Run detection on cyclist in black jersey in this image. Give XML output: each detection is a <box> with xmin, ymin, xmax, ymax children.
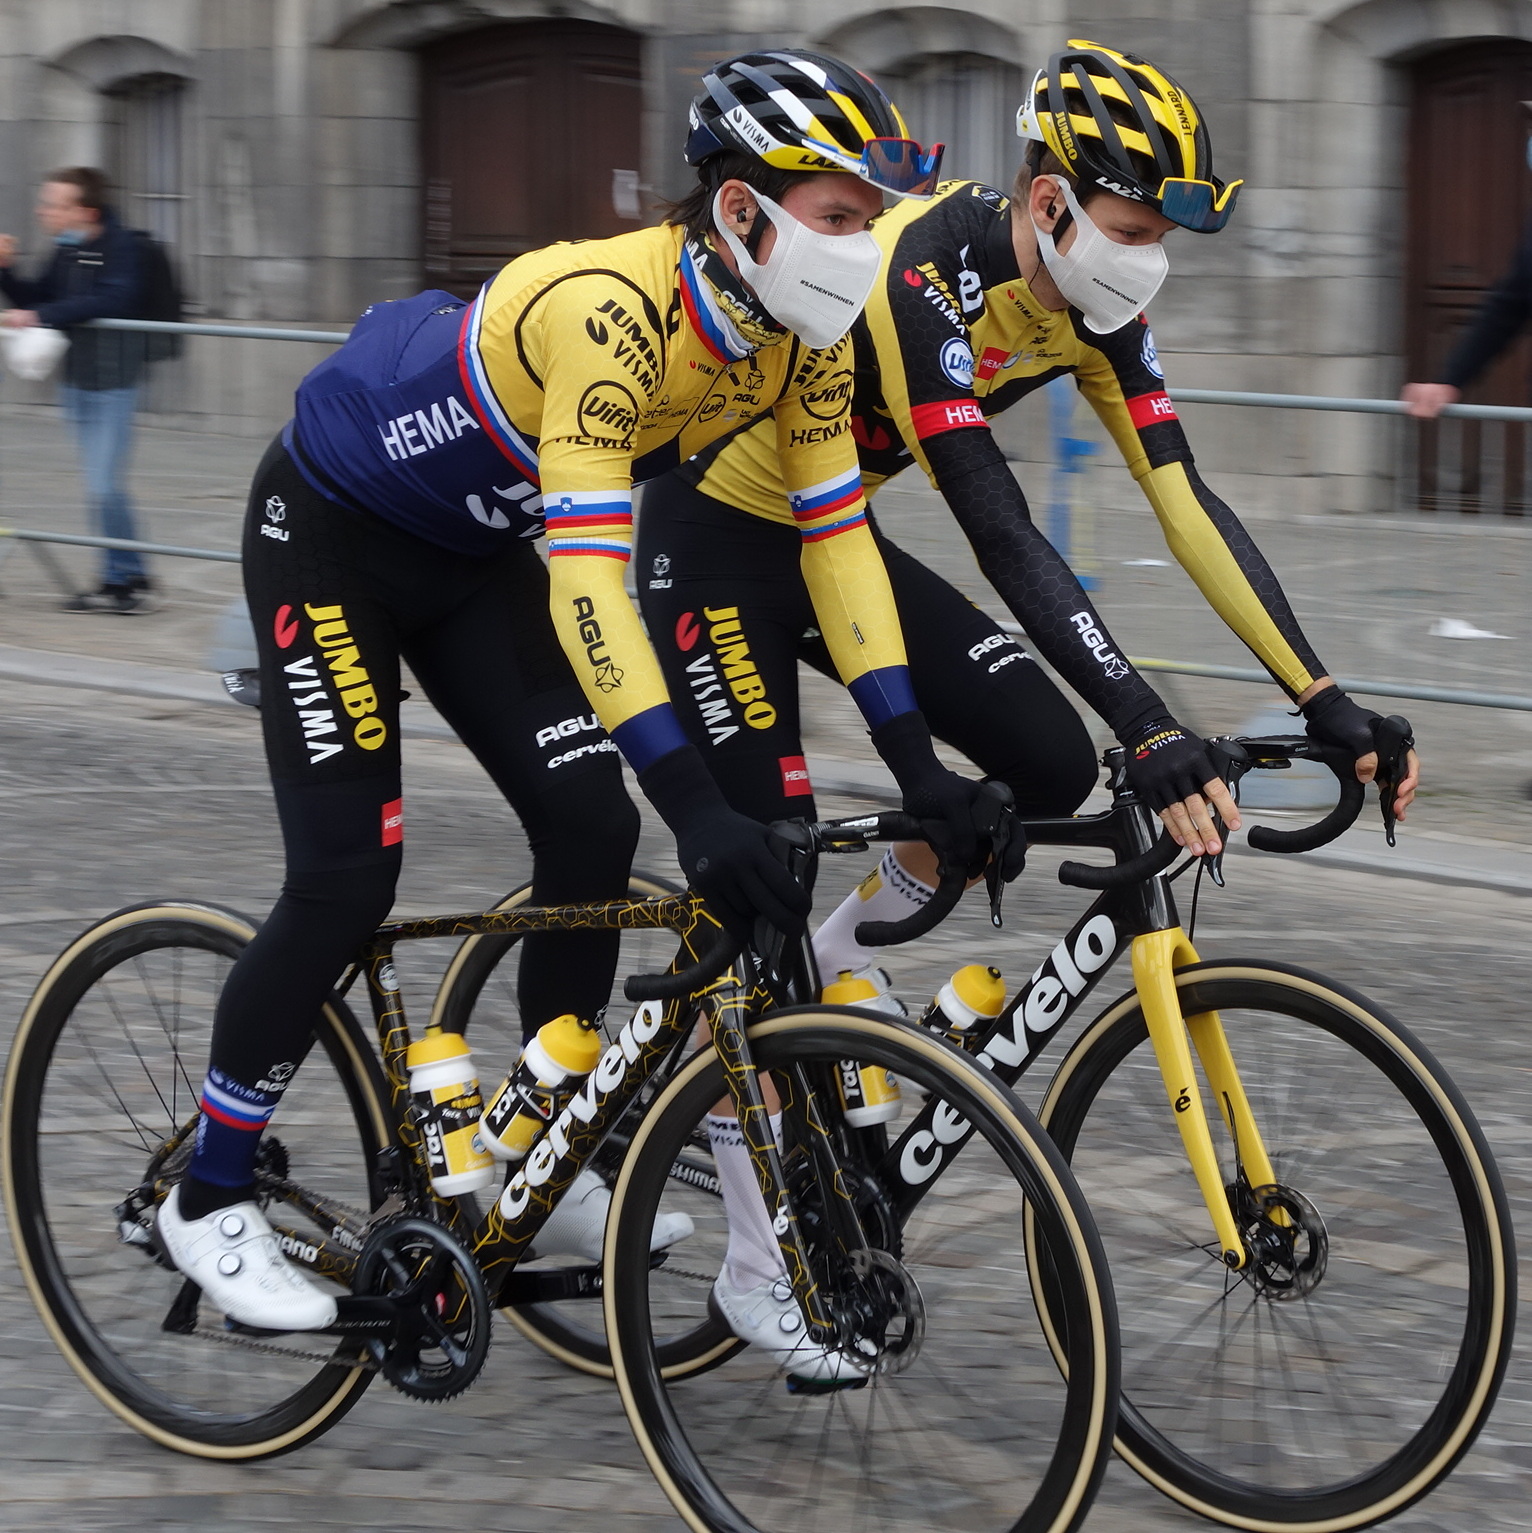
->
<box><xmin>639</xmin><ymin>39</ymin><xmax>1419</xmax><ymax>990</ymax></box>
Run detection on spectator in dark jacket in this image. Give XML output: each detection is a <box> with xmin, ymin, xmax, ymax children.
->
<box><xmin>0</xmin><ymin>167</ymin><xmax>155</xmax><ymax>613</ymax></box>
<box><xmin>1404</xmin><ymin>107</ymin><xmax>1532</xmax><ymax>422</ymax></box>
<box><xmin>1401</xmin><ymin>223</ymin><xmax>1532</xmax><ymax>419</ymax></box>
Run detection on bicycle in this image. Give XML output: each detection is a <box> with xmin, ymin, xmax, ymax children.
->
<box><xmin>3</xmin><ymin>814</ymin><xmax>1120</xmax><ymax>1533</ymax></box>
<box><xmin>474</xmin><ymin>731</ymin><xmax>1512</xmax><ymax>1529</ymax></box>
<box><xmin>839</xmin><ymin>730</ymin><xmax>1511</xmax><ymax>1531</ymax></box>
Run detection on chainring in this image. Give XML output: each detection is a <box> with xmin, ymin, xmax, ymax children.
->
<box><xmin>353</xmin><ymin>1215</ymin><xmax>492</xmax><ymax>1400</ymax></box>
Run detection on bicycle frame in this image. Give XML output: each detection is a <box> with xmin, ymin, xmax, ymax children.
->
<box><xmin>262</xmin><ymin>891</ymin><xmax>839</xmax><ymax>1332</ymax></box>
<box><xmin>870</xmin><ymin>791</ymin><xmax>1277</xmax><ymax>1271</ymax></box>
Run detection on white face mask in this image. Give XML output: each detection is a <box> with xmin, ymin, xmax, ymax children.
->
<box><xmin>712</xmin><ymin>188</ymin><xmax>881</xmax><ymax>350</ymax></box>
<box><xmin>1033</xmin><ymin>178</ymin><xmax>1169</xmax><ymax>335</ymax></box>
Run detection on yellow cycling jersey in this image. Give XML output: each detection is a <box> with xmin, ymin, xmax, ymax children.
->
<box><xmin>688</xmin><ymin>181</ymin><xmax>1325</xmax><ymax>700</ymax></box>
<box><xmin>462</xmin><ymin>221</ymin><xmax>915</xmax><ymax>766</ymax></box>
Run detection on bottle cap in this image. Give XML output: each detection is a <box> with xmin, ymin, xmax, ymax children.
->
<box><xmin>822</xmin><ymin>969</ymin><xmax>881</xmax><ymax>1006</ymax></box>
<box><xmin>536</xmin><ymin>1013</ymin><xmax>604</xmax><ymax>1073</ymax></box>
<box><xmin>406</xmin><ymin>1031</ymin><xmax>473</xmax><ymax>1068</ymax></box>
<box><xmin>950</xmin><ymin>964</ymin><xmax>1005</xmax><ymax>1017</ymax></box>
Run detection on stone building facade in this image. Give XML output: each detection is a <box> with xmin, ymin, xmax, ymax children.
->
<box><xmin>1</xmin><ymin>0</ymin><xmax>1530</xmax><ymax>512</ymax></box>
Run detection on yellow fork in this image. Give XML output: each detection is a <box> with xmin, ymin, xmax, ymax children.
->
<box><xmin>1130</xmin><ymin>929</ymin><xmax>1280</xmax><ymax>1270</ymax></box>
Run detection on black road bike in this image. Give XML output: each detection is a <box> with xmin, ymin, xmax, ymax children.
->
<box><xmin>3</xmin><ymin>813</ymin><xmax>1119</xmax><ymax>1533</ymax></box>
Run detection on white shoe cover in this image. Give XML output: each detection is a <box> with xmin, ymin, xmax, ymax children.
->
<box><xmin>157</xmin><ymin>1185</ymin><xmax>337</xmax><ymax>1332</ymax></box>
<box><xmin>530</xmin><ymin>1167</ymin><xmax>693</xmax><ymax>1263</ymax></box>
<box><xmin>712</xmin><ymin>1268</ymin><xmax>866</xmax><ymax>1381</ymax></box>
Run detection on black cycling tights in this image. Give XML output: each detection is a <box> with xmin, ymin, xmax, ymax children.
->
<box><xmin>636</xmin><ymin>475</ymin><xmax>1098</xmax><ymax>826</ymax></box>
<box><xmin>206</xmin><ymin>441</ymin><xmax>639</xmax><ymax>1136</ymax></box>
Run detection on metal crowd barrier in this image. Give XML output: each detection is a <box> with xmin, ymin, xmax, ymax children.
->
<box><xmin>0</xmin><ymin>317</ymin><xmax>1524</xmax><ymax>713</ymax></box>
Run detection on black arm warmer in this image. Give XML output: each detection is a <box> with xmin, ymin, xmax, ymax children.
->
<box><xmin>923</xmin><ymin>427</ymin><xmax>1165</xmax><ymax>736</ymax></box>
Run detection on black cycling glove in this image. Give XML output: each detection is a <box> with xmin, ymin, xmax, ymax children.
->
<box><xmin>638</xmin><ymin>745</ymin><xmax>810</xmax><ymax>945</ymax></box>
<box><xmin>1299</xmin><ymin>686</ymin><xmax>1385</xmax><ymax>761</ymax></box>
<box><xmin>870</xmin><ymin>711</ymin><xmax>1024</xmax><ymax>881</ymax></box>
<box><xmin>1115</xmin><ymin>712</ymin><xmax>1225</xmax><ymax>813</ymax></box>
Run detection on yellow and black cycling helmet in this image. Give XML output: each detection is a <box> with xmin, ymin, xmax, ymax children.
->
<box><xmin>686</xmin><ymin>49</ymin><xmax>944</xmax><ymax>199</ymax></box>
<box><xmin>1015</xmin><ymin>39</ymin><xmax>1241</xmax><ymax>231</ymax></box>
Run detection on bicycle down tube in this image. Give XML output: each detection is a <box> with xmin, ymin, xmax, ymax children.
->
<box><xmin>874</xmin><ymin>803</ymin><xmax>1277</xmax><ymax>1271</ymax></box>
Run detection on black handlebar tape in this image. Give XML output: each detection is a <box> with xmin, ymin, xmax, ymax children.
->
<box><xmin>624</xmin><ymin>928</ymin><xmax>738</xmax><ymax>1003</ymax></box>
<box><xmin>1247</xmin><ymin>769</ymin><xmax>1366</xmax><ymax>853</ymax></box>
<box><xmin>854</xmin><ymin>866</ymin><xmax>967</xmax><ymax>947</ymax></box>
<box><xmin>1058</xmin><ymin>830</ymin><xmax>1179</xmax><ymax>891</ymax></box>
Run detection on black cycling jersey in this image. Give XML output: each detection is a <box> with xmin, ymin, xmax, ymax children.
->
<box><xmin>635</xmin><ymin>478</ymin><xmax>1097</xmax><ymax>826</ymax></box>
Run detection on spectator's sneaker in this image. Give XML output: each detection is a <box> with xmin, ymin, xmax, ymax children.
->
<box><xmin>529</xmin><ymin>1167</ymin><xmax>694</xmax><ymax>1263</ymax></box>
<box><xmin>61</xmin><ymin>579</ymin><xmax>156</xmax><ymax>615</ymax></box>
<box><xmin>712</xmin><ymin>1269</ymin><xmax>868</xmax><ymax>1382</ymax></box>
<box><xmin>156</xmin><ymin>1184</ymin><xmax>337</xmax><ymax>1332</ymax></box>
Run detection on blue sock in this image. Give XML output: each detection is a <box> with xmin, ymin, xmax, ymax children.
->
<box><xmin>185</xmin><ymin>1066</ymin><xmax>282</xmax><ymax>1200</ymax></box>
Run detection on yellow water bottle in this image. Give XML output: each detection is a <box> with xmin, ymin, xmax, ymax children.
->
<box><xmin>823</xmin><ymin>970</ymin><xmax>902</xmax><ymax>1127</ymax></box>
<box><xmin>920</xmin><ymin>965</ymin><xmax>1006</xmax><ymax>1047</ymax></box>
<box><xmin>482</xmin><ymin>1014</ymin><xmax>604</xmax><ymax>1162</ymax></box>
<box><xmin>405</xmin><ymin>1031</ymin><xmax>495</xmax><ymax>1195</ymax></box>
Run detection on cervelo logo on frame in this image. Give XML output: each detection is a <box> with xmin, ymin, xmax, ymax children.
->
<box><xmin>498</xmin><ymin>1001</ymin><xmax>667</xmax><ymax>1219</ymax></box>
<box><xmin>898</xmin><ymin>913</ymin><xmax>1119</xmax><ymax>1186</ymax></box>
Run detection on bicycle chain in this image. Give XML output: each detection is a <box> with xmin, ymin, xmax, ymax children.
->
<box><xmin>187</xmin><ymin>1325</ymin><xmax>381</xmax><ymax>1371</ymax></box>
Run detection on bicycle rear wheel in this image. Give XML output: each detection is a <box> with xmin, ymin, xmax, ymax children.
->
<box><xmin>607</xmin><ymin>1008</ymin><xmax>1118</xmax><ymax>1533</ymax></box>
<box><xmin>1036</xmin><ymin>960</ymin><xmax>1515</xmax><ymax>1530</ymax></box>
<box><xmin>3</xmin><ymin>902</ymin><xmax>392</xmax><ymax>1458</ymax></box>
<box><xmin>431</xmin><ymin>872</ymin><xmax>739</xmax><ymax>1379</ymax></box>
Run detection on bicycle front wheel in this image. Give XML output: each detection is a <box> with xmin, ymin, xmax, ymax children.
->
<box><xmin>607</xmin><ymin>1008</ymin><xmax>1118</xmax><ymax>1533</ymax></box>
<box><xmin>1037</xmin><ymin>960</ymin><xmax>1515</xmax><ymax>1530</ymax></box>
<box><xmin>3</xmin><ymin>902</ymin><xmax>393</xmax><ymax>1458</ymax></box>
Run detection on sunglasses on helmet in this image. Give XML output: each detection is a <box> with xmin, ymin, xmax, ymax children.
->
<box><xmin>860</xmin><ymin>137</ymin><xmax>946</xmax><ymax>197</ymax></box>
<box><xmin>1157</xmin><ymin>175</ymin><xmax>1243</xmax><ymax>232</ymax></box>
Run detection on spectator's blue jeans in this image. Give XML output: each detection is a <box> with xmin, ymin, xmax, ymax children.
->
<box><xmin>59</xmin><ymin>383</ymin><xmax>145</xmax><ymax>586</ymax></box>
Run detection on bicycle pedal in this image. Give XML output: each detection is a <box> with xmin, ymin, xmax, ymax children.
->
<box><xmin>785</xmin><ymin>1372</ymin><xmax>869</xmax><ymax>1396</ymax></box>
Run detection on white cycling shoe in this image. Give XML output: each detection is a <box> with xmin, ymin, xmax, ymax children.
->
<box><xmin>712</xmin><ymin>1269</ymin><xmax>867</xmax><ymax>1382</ymax></box>
<box><xmin>157</xmin><ymin>1184</ymin><xmax>337</xmax><ymax>1332</ymax></box>
<box><xmin>530</xmin><ymin>1168</ymin><xmax>694</xmax><ymax>1263</ymax></box>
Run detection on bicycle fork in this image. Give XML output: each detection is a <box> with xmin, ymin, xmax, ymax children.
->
<box><xmin>1131</xmin><ymin>928</ymin><xmax>1279</xmax><ymax>1270</ymax></box>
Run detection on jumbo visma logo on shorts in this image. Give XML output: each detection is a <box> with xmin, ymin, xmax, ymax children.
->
<box><xmin>279</xmin><ymin>601</ymin><xmax>388</xmax><ymax>764</ymax></box>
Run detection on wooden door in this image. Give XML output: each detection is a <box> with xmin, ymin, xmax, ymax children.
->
<box><xmin>421</xmin><ymin>21</ymin><xmax>644</xmax><ymax>296</ymax></box>
<box><xmin>1407</xmin><ymin>41</ymin><xmax>1532</xmax><ymax>402</ymax></box>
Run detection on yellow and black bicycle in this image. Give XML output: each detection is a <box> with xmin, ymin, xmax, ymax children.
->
<box><xmin>1</xmin><ymin>809</ymin><xmax>1119</xmax><ymax>1533</ymax></box>
<box><xmin>398</xmin><ymin>729</ymin><xmax>1515</xmax><ymax>1533</ymax></box>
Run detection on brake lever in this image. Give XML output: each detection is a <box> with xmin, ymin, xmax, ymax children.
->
<box><xmin>985</xmin><ymin>834</ymin><xmax>1007</xmax><ymax>928</ymax></box>
<box><xmin>1373</xmin><ymin>715</ymin><xmax>1414</xmax><ymax>849</ymax></box>
<box><xmin>974</xmin><ymin>783</ymin><xmax>1016</xmax><ymax>929</ymax></box>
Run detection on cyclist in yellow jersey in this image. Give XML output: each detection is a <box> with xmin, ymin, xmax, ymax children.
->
<box><xmin>156</xmin><ymin>52</ymin><xmax>978</xmax><ymax>1348</ymax></box>
<box><xmin>639</xmin><ymin>41</ymin><xmax>1420</xmax><ymax>987</ymax></box>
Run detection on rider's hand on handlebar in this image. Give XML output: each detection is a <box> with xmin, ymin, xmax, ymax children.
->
<box><xmin>1119</xmin><ymin>716</ymin><xmax>1241</xmax><ymax>857</ymax></box>
<box><xmin>1299</xmin><ymin>685</ymin><xmax>1420</xmax><ymax>822</ymax></box>
<box><xmin>870</xmin><ymin>711</ymin><xmax>1020</xmax><ymax>879</ymax></box>
<box><xmin>637</xmin><ymin>745</ymin><xmax>810</xmax><ymax>944</ymax></box>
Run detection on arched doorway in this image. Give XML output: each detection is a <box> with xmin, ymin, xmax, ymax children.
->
<box><xmin>420</xmin><ymin>20</ymin><xmax>644</xmax><ymax>296</ymax></box>
<box><xmin>1406</xmin><ymin>39</ymin><xmax>1532</xmax><ymax>511</ymax></box>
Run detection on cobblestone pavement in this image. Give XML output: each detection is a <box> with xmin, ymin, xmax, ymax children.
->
<box><xmin>0</xmin><ymin>678</ymin><xmax>1528</xmax><ymax>1530</ymax></box>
